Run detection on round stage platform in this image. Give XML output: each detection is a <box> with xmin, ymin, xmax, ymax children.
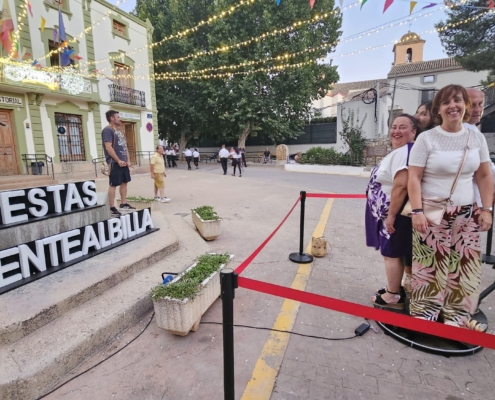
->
<box><xmin>374</xmin><ymin>300</ymin><xmax>487</xmax><ymax>356</ymax></box>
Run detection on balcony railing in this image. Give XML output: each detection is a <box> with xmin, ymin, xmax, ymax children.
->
<box><xmin>108</xmin><ymin>84</ymin><xmax>146</xmax><ymax>107</ymax></box>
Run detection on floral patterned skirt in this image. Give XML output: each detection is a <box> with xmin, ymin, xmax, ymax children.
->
<box><xmin>410</xmin><ymin>204</ymin><xmax>481</xmax><ymax>326</ymax></box>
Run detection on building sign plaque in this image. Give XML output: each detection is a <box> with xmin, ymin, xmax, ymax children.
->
<box><xmin>119</xmin><ymin>112</ymin><xmax>140</xmax><ymax>120</ymax></box>
<box><xmin>0</xmin><ymin>96</ymin><xmax>22</xmax><ymax>106</ymax></box>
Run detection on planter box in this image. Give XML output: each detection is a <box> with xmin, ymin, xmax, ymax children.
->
<box><xmin>153</xmin><ymin>254</ymin><xmax>234</xmax><ymax>336</ymax></box>
<box><xmin>191</xmin><ymin>209</ymin><xmax>221</xmax><ymax>241</ymax></box>
<box><xmin>117</xmin><ymin>199</ymin><xmax>161</xmax><ymax>212</ymax></box>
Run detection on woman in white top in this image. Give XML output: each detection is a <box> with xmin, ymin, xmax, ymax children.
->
<box><xmin>193</xmin><ymin>148</ymin><xmax>200</xmax><ymax>169</ymax></box>
<box><xmin>408</xmin><ymin>84</ymin><xmax>494</xmax><ymax>330</ymax></box>
<box><xmin>366</xmin><ymin>115</ymin><xmax>418</xmax><ymax>310</ymax></box>
<box><xmin>231</xmin><ymin>146</ymin><xmax>242</xmax><ymax>177</ymax></box>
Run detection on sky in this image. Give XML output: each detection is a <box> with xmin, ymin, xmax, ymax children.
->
<box><xmin>110</xmin><ymin>0</ymin><xmax>450</xmax><ymax>83</ymax></box>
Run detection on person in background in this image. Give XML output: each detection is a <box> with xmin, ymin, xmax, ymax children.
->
<box><xmin>232</xmin><ymin>146</ymin><xmax>242</xmax><ymax>177</ymax></box>
<box><xmin>193</xmin><ymin>148</ymin><xmax>200</xmax><ymax>169</ymax></box>
<box><xmin>263</xmin><ymin>148</ymin><xmax>271</xmax><ymax>164</ymax></box>
<box><xmin>367</xmin><ymin>115</ymin><xmax>418</xmax><ymax>310</ymax></box>
<box><xmin>184</xmin><ymin>147</ymin><xmax>193</xmax><ymax>170</ymax></box>
<box><xmin>241</xmin><ymin>147</ymin><xmax>247</xmax><ymax>167</ymax></box>
<box><xmin>414</xmin><ymin>101</ymin><xmax>434</xmax><ymax>135</ymax></box>
<box><xmin>218</xmin><ymin>144</ymin><xmax>230</xmax><ymax>175</ymax></box>
<box><xmin>102</xmin><ymin>110</ymin><xmax>135</xmax><ymax>217</ymax></box>
<box><xmin>165</xmin><ymin>147</ymin><xmax>173</xmax><ymax>168</ymax></box>
<box><xmin>150</xmin><ymin>145</ymin><xmax>170</xmax><ymax>203</ymax></box>
<box><xmin>170</xmin><ymin>146</ymin><xmax>177</xmax><ymax>167</ymax></box>
<box><xmin>408</xmin><ymin>84</ymin><xmax>493</xmax><ymax>330</ymax></box>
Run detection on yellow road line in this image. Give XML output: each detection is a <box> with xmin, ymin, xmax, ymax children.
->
<box><xmin>240</xmin><ymin>198</ymin><xmax>334</xmax><ymax>400</ymax></box>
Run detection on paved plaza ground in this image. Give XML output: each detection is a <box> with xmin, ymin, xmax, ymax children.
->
<box><xmin>44</xmin><ymin>161</ymin><xmax>495</xmax><ymax>400</ymax></box>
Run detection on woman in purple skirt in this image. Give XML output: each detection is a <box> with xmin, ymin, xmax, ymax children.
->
<box><xmin>366</xmin><ymin>114</ymin><xmax>419</xmax><ymax>310</ymax></box>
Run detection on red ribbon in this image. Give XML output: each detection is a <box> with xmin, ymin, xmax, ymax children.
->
<box><xmin>234</xmin><ymin>196</ymin><xmax>301</xmax><ymax>275</ymax></box>
<box><xmin>238</xmin><ymin>277</ymin><xmax>495</xmax><ymax>350</ymax></box>
<box><xmin>306</xmin><ymin>193</ymin><xmax>366</xmax><ymax>199</ymax></box>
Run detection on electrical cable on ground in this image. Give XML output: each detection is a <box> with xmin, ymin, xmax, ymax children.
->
<box><xmin>35</xmin><ymin>312</ymin><xmax>156</xmax><ymax>400</ymax></box>
<box><xmin>200</xmin><ymin>321</ymin><xmax>364</xmax><ymax>341</ymax></box>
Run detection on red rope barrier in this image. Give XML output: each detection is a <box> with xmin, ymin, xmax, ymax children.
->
<box><xmin>235</xmin><ymin>196</ymin><xmax>301</xmax><ymax>275</ymax></box>
<box><xmin>306</xmin><ymin>193</ymin><xmax>367</xmax><ymax>199</ymax></box>
<box><xmin>238</xmin><ymin>277</ymin><xmax>495</xmax><ymax>350</ymax></box>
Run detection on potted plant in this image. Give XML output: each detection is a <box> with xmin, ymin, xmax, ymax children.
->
<box><xmin>116</xmin><ymin>196</ymin><xmax>161</xmax><ymax>211</ymax></box>
<box><xmin>150</xmin><ymin>253</ymin><xmax>234</xmax><ymax>336</ymax></box>
<box><xmin>191</xmin><ymin>206</ymin><xmax>221</xmax><ymax>241</ymax></box>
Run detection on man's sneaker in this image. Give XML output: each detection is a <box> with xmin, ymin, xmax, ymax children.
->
<box><xmin>110</xmin><ymin>207</ymin><xmax>122</xmax><ymax>217</ymax></box>
<box><xmin>154</xmin><ymin>196</ymin><xmax>160</xmax><ymax>201</ymax></box>
<box><xmin>119</xmin><ymin>203</ymin><xmax>136</xmax><ymax>211</ymax></box>
<box><xmin>160</xmin><ymin>197</ymin><xmax>171</xmax><ymax>203</ymax></box>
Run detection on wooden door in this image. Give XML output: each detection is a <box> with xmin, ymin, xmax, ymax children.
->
<box><xmin>123</xmin><ymin>122</ymin><xmax>137</xmax><ymax>164</ymax></box>
<box><xmin>0</xmin><ymin>110</ymin><xmax>18</xmax><ymax>176</ymax></box>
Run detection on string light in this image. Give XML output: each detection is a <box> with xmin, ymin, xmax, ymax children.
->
<box><xmin>31</xmin><ymin>0</ymin><xmax>127</xmax><ymax>65</ymax></box>
<box><xmin>10</xmin><ymin>0</ymin><xmax>28</xmax><ymax>59</ymax></box>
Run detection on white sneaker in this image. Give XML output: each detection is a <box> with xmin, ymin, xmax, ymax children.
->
<box><xmin>161</xmin><ymin>197</ymin><xmax>171</xmax><ymax>203</ymax></box>
<box><xmin>154</xmin><ymin>196</ymin><xmax>160</xmax><ymax>201</ymax></box>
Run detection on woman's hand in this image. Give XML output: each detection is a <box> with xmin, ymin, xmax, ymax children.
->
<box><xmin>479</xmin><ymin>211</ymin><xmax>493</xmax><ymax>232</ymax></box>
<box><xmin>412</xmin><ymin>214</ymin><xmax>429</xmax><ymax>234</ymax></box>
<box><xmin>385</xmin><ymin>214</ymin><xmax>396</xmax><ymax>234</ymax></box>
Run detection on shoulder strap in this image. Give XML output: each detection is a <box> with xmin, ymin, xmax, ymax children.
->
<box><xmin>406</xmin><ymin>142</ymin><xmax>414</xmax><ymax>166</ymax></box>
<box><xmin>449</xmin><ymin>130</ymin><xmax>472</xmax><ymax>199</ymax></box>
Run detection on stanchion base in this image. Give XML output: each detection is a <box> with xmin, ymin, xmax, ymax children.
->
<box><xmin>289</xmin><ymin>252</ymin><xmax>314</xmax><ymax>264</ymax></box>
<box><xmin>482</xmin><ymin>254</ymin><xmax>495</xmax><ymax>265</ymax></box>
<box><xmin>375</xmin><ymin>308</ymin><xmax>487</xmax><ymax>356</ymax></box>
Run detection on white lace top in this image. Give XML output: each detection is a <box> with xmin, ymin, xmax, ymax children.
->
<box><xmin>409</xmin><ymin>125</ymin><xmax>490</xmax><ymax>206</ymax></box>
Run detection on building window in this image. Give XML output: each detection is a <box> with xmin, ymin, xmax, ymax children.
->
<box><xmin>55</xmin><ymin>113</ymin><xmax>86</xmax><ymax>162</ymax></box>
<box><xmin>49</xmin><ymin>40</ymin><xmax>75</xmax><ymax>68</ymax></box>
<box><xmin>52</xmin><ymin>0</ymin><xmax>64</xmax><ymax>6</ymax></box>
<box><xmin>421</xmin><ymin>89</ymin><xmax>436</xmax><ymax>103</ymax></box>
<box><xmin>113</xmin><ymin>20</ymin><xmax>126</xmax><ymax>36</ymax></box>
<box><xmin>114</xmin><ymin>62</ymin><xmax>131</xmax><ymax>87</ymax></box>
<box><xmin>423</xmin><ymin>75</ymin><xmax>435</xmax><ymax>83</ymax></box>
<box><xmin>406</xmin><ymin>48</ymin><xmax>412</xmax><ymax>63</ymax></box>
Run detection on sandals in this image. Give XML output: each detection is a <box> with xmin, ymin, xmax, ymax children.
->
<box><xmin>370</xmin><ymin>289</ymin><xmax>405</xmax><ymax>310</ymax></box>
<box><xmin>376</xmin><ymin>286</ymin><xmax>405</xmax><ymax>296</ymax></box>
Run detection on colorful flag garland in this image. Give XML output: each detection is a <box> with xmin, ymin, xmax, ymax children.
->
<box><xmin>409</xmin><ymin>1</ymin><xmax>417</xmax><ymax>14</ymax></box>
<box><xmin>383</xmin><ymin>0</ymin><xmax>394</xmax><ymax>13</ymax></box>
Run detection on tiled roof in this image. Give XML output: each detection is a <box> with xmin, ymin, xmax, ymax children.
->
<box><xmin>328</xmin><ymin>79</ymin><xmax>388</xmax><ymax>102</ymax></box>
<box><xmin>387</xmin><ymin>57</ymin><xmax>462</xmax><ymax>78</ymax></box>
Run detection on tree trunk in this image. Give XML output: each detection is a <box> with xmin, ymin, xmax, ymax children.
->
<box><xmin>179</xmin><ymin>130</ymin><xmax>191</xmax><ymax>161</ymax></box>
<box><xmin>238</xmin><ymin>123</ymin><xmax>251</xmax><ymax>148</ymax></box>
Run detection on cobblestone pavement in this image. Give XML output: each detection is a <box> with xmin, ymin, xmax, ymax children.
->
<box><xmin>45</xmin><ymin>165</ymin><xmax>495</xmax><ymax>400</ymax></box>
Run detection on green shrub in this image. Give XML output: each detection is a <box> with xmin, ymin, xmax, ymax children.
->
<box><xmin>193</xmin><ymin>205</ymin><xmax>220</xmax><ymax>220</ymax></box>
<box><xmin>298</xmin><ymin>147</ymin><xmax>344</xmax><ymax>165</ymax></box>
<box><xmin>150</xmin><ymin>253</ymin><xmax>230</xmax><ymax>301</ymax></box>
<box><xmin>126</xmin><ymin>196</ymin><xmax>156</xmax><ymax>202</ymax></box>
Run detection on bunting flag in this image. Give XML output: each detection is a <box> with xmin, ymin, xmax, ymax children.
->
<box><xmin>383</xmin><ymin>0</ymin><xmax>394</xmax><ymax>12</ymax></box>
<box><xmin>488</xmin><ymin>0</ymin><xmax>495</xmax><ymax>9</ymax></box>
<box><xmin>52</xmin><ymin>28</ymin><xmax>57</xmax><ymax>42</ymax></box>
<box><xmin>74</xmin><ymin>55</ymin><xmax>83</xmax><ymax>60</ymax></box>
<box><xmin>360</xmin><ymin>0</ymin><xmax>368</xmax><ymax>9</ymax></box>
<box><xmin>409</xmin><ymin>1</ymin><xmax>417</xmax><ymax>13</ymax></box>
<box><xmin>58</xmin><ymin>7</ymin><xmax>66</xmax><ymax>41</ymax></box>
<box><xmin>309</xmin><ymin>0</ymin><xmax>315</xmax><ymax>8</ymax></box>
<box><xmin>421</xmin><ymin>2</ymin><xmax>438</xmax><ymax>9</ymax></box>
<box><xmin>32</xmin><ymin>59</ymin><xmax>38</xmax><ymax>66</ymax></box>
<box><xmin>276</xmin><ymin>0</ymin><xmax>281</xmax><ymax>5</ymax></box>
<box><xmin>339</xmin><ymin>0</ymin><xmax>344</xmax><ymax>6</ymax></box>
<box><xmin>41</xmin><ymin>16</ymin><xmax>46</xmax><ymax>32</ymax></box>
<box><xmin>27</xmin><ymin>1</ymin><xmax>33</xmax><ymax>17</ymax></box>
<box><xmin>1</xmin><ymin>0</ymin><xmax>14</xmax><ymax>54</ymax></box>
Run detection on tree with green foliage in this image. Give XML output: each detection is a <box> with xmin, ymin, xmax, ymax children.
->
<box><xmin>134</xmin><ymin>0</ymin><xmax>341</xmax><ymax>147</ymax></box>
<box><xmin>436</xmin><ymin>2</ymin><xmax>495</xmax><ymax>85</ymax></box>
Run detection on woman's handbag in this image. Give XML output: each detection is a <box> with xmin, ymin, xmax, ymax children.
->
<box><xmin>401</xmin><ymin>131</ymin><xmax>472</xmax><ymax>226</ymax></box>
<box><xmin>311</xmin><ymin>236</ymin><xmax>328</xmax><ymax>257</ymax></box>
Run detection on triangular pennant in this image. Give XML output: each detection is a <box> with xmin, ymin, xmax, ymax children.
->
<box><xmin>409</xmin><ymin>1</ymin><xmax>417</xmax><ymax>14</ymax></box>
<box><xmin>74</xmin><ymin>55</ymin><xmax>82</xmax><ymax>60</ymax></box>
<box><xmin>32</xmin><ymin>59</ymin><xmax>38</xmax><ymax>66</ymax></box>
<box><xmin>339</xmin><ymin>0</ymin><xmax>344</xmax><ymax>6</ymax></box>
<box><xmin>309</xmin><ymin>0</ymin><xmax>315</xmax><ymax>8</ymax></box>
<box><xmin>276</xmin><ymin>0</ymin><xmax>281</xmax><ymax>5</ymax></box>
<box><xmin>53</xmin><ymin>28</ymin><xmax>57</xmax><ymax>42</ymax></box>
<box><xmin>383</xmin><ymin>0</ymin><xmax>394</xmax><ymax>12</ymax></box>
<box><xmin>360</xmin><ymin>0</ymin><xmax>368</xmax><ymax>9</ymax></box>
<box><xmin>488</xmin><ymin>0</ymin><xmax>495</xmax><ymax>9</ymax></box>
<box><xmin>421</xmin><ymin>2</ymin><xmax>437</xmax><ymax>9</ymax></box>
<box><xmin>41</xmin><ymin>16</ymin><xmax>45</xmax><ymax>32</ymax></box>
<box><xmin>27</xmin><ymin>1</ymin><xmax>33</xmax><ymax>17</ymax></box>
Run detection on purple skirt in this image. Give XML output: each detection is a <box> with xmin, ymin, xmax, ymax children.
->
<box><xmin>365</xmin><ymin>205</ymin><xmax>412</xmax><ymax>258</ymax></box>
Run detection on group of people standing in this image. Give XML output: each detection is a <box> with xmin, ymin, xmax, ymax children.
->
<box><xmin>218</xmin><ymin>145</ymin><xmax>246</xmax><ymax>176</ymax></box>
<box><xmin>365</xmin><ymin>85</ymin><xmax>493</xmax><ymax>332</ymax></box>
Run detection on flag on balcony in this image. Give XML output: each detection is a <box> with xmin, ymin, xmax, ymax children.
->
<box><xmin>1</xmin><ymin>0</ymin><xmax>14</xmax><ymax>54</ymax></box>
<box><xmin>58</xmin><ymin>7</ymin><xmax>66</xmax><ymax>42</ymax></box>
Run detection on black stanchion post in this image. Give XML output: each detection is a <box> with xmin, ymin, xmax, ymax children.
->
<box><xmin>482</xmin><ymin>203</ymin><xmax>495</xmax><ymax>265</ymax></box>
<box><xmin>289</xmin><ymin>191</ymin><xmax>314</xmax><ymax>264</ymax></box>
<box><xmin>221</xmin><ymin>268</ymin><xmax>237</xmax><ymax>400</ymax></box>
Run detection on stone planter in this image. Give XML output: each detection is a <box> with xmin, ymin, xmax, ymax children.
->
<box><xmin>153</xmin><ymin>254</ymin><xmax>234</xmax><ymax>336</ymax></box>
<box><xmin>117</xmin><ymin>199</ymin><xmax>161</xmax><ymax>212</ymax></box>
<box><xmin>191</xmin><ymin>209</ymin><xmax>221</xmax><ymax>241</ymax></box>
